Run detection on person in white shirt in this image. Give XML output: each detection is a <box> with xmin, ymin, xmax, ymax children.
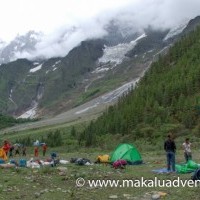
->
<box><xmin>183</xmin><ymin>138</ymin><xmax>192</xmax><ymax>162</ymax></box>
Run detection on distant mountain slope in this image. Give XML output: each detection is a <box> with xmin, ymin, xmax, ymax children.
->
<box><xmin>0</xmin><ymin>16</ymin><xmax>200</xmax><ymax>118</ymax></box>
<box><xmin>81</xmin><ymin>25</ymin><xmax>200</xmax><ymax>146</ymax></box>
<box><xmin>0</xmin><ymin>39</ymin><xmax>105</xmax><ymax>116</ymax></box>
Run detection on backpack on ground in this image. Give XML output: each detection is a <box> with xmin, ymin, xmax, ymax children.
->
<box><xmin>191</xmin><ymin>168</ymin><xmax>200</xmax><ymax>181</ymax></box>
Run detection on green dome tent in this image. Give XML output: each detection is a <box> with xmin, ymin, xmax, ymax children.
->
<box><xmin>110</xmin><ymin>143</ymin><xmax>142</xmax><ymax>164</ymax></box>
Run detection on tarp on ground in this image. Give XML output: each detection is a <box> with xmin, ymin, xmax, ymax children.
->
<box><xmin>152</xmin><ymin>168</ymin><xmax>172</xmax><ymax>174</ymax></box>
<box><xmin>110</xmin><ymin>143</ymin><xmax>142</xmax><ymax>164</ymax></box>
<box><xmin>176</xmin><ymin>160</ymin><xmax>200</xmax><ymax>174</ymax></box>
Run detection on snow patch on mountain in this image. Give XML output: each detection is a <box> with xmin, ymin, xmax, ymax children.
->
<box><xmin>30</xmin><ymin>64</ymin><xmax>43</xmax><ymax>73</ymax></box>
<box><xmin>98</xmin><ymin>34</ymin><xmax>146</xmax><ymax>65</ymax></box>
<box><xmin>92</xmin><ymin>67</ymin><xmax>110</xmax><ymax>74</ymax></box>
<box><xmin>9</xmin><ymin>89</ymin><xmax>13</xmax><ymax>98</ymax></box>
<box><xmin>18</xmin><ymin>105</ymin><xmax>37</xmax><ymax>119</ymax></box>
<box><xmin>164</xmin><ymin>21</ymin><xmax>188</xmax><ymax>41</ymax></box>
<box><xmin>51</xmin><ymin>60</ymin><xmax>61</xmax><ymax>68</ymax></box>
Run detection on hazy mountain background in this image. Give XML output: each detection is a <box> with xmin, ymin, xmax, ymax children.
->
<box><xmin>0</xmin><ymin>15</ymin><xmax>200</xmax><ymax>120</ymax></box>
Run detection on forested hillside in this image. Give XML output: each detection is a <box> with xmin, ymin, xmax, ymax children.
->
<box><xmin>81</xmin><ymin>26</ymin><xmax>200</xmax><ymax>146</ymax></box>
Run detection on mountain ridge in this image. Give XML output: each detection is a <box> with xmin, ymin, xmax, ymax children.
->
<box><xmin>0</xmin><ymin>16</ymin><xmax>200</xmax><ymax>119</ymax></box>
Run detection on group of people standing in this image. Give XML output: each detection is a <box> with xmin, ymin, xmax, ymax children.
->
<box><xmin>34</xmin><ymin>144</ymin><xmax>48</xmax><ymax>157</ymax></box>
<box><xmin>164</xmin><ymin>134</ymin><xmax>192</xmax><ymax>172</ymax></box>
<box><xmin>2</xmin><ymin>140</ymin><xmax>26</xmax><ymax>157</ymax></box>
<box><xmin>2</xmin><ymin>140</ymin><xmax>48</xmax><ymax>158</ymax></box>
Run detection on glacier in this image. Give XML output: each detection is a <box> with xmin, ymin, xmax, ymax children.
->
<box><xmin>98</xmin><ymin>34</ymin><xmax>146</xmax><ymax>65</ymax></box>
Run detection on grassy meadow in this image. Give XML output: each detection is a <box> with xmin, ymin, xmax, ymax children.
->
<box><xmin>0</xmin><ymin>122</ymin><xmax>199</xmax><ymax>200</ymax></box>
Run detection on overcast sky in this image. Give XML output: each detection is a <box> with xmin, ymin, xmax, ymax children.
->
<box><xmin>0</xmin><ymin>0</ymin><xmax>134</xmax><ymax>42</ymax></box>
<box><xmin>1</xmin><ymin>0</ymin><xmax>200</xmax><ymax>59</ymax></box>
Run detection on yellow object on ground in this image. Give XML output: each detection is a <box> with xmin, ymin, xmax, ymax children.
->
<box><xmin>0</xmin><ymin>148</ymin><xmax>7</xmax><ymax>160</ymax></box>
<box><xmin>97</xmin><ymin>155</ymin><xmax>110</xmax><ymax>163</ymax></box>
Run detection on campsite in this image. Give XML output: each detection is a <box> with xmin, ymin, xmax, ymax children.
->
<box><xmin>1</xmin><ymin>1</ymin><xmax>200</xmax><ymax>200</ymax></box>
<box><xmin>0</xmin><ymin>123</ymin><xmax>200</xmax><ymax>200</ymax></box>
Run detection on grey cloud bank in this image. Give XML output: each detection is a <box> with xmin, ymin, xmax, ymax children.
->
<box><xmin>14</xmin><ymin>0</ymin><xmax>200</xmax><ymax>60</ymax></box>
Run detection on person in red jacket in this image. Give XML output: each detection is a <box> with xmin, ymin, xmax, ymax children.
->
<box><xmin>42</xmin><ymin>144</ymin><xmax>47</xmax><ymax>157</ymax></box>
<box><xmin>2</xmin><ymin>140</ymin><xmax>10</xmax><ymax>156</ymax></box>
<box><xmin>34</xmin><ymin>146</ymin><xmax>39</xmax><ymax>157</ymax></box>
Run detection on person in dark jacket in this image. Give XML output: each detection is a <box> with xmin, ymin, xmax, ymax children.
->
<box><xmin>22</xmin><ymin>145</ymin><xmax>27</xmax><ymax>156</ymax></box>
<box><xmin>164</xmin><ymin>134</ymin><xmax>176</xmax><ymax>172</ymax></box>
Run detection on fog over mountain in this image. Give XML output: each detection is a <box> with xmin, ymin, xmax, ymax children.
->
<box><xmin>1</xmin><ymin>0</ymin><xmax>200</xmax><ymax>61</ymax></box>
<box><xmin>1</xmin><ymin>0</ymin><xmax>200</xmax><ymax>118</ymax></box>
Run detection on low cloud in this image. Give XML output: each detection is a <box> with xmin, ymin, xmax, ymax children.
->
<box><xmin>14</xmin><ymin>0</ymin><xmax>200</xmax><ymax>60</ymax></box>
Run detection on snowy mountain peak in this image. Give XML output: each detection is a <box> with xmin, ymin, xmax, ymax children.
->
<box><xmin>0</xmin><ymin>31</ymin><xmax>43</xmax><ymax>64</ymax></box>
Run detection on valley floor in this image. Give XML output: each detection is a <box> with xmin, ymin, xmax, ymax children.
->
<box><xmin>0</xmin><ymin>149</ymin><xmax>199</xmax><ymax>200</ymax></box>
